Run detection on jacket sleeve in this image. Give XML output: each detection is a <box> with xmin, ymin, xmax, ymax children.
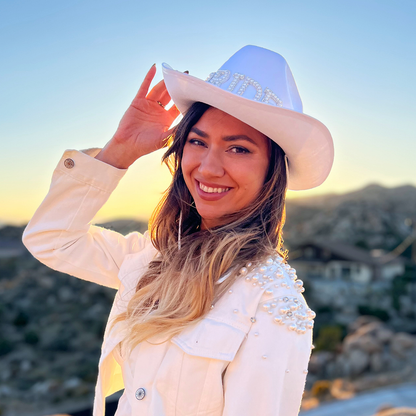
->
<box><xmin>221</xmin><ymin>289</ymin><xmax>313</xmax><ymax>416</ymax></box>
<box><xmin>22</xmin><ymin>147</ymin><xmax>152</xmax><ymax>290</ymax></box>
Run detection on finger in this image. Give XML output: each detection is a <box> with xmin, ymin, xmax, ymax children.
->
<box><xmin>168</xmin><ymin>103</ymin><xmax>180</xmax><ymax>119</ymax></box>
<box><xmin>146</xmin><ymin>79</ymin><xmax>169</xmax><ymax>102</ymax></box>
<box><xmin>156</xmin><ymin>89</ymin><xmax>172</xmax><ymax>107</ymax></box>
<box><xmin>133</xmin><ymin>64</ymin><xmax>157</xmax><ymax>102</ymax></box>
<box><xmin>147</xmin><ymin>70</ymin><xmax>188</xmax><ymax>105</ymax></box>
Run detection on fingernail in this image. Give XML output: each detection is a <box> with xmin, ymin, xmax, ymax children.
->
<box><xmin>184</xmin><ymin>70</ymin><xmax>189</xmax><ymax>74</ymax></box>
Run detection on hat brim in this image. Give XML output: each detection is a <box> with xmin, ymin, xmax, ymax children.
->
<box><xmin>162</xmin><ymin>63</ymin><xmax>334</xmax><ymax>191</ymax></box>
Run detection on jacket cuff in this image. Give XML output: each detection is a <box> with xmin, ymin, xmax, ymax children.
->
<box><xmin>55</xmin><ymin>148</ymin><xmax>128</xmax><ymax>193</ymax></box>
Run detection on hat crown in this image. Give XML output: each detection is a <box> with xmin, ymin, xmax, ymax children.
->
<box><xmin>205</xmin><ymin>45</ymin><xmax>303</xmax><ymax>113</ymax></box>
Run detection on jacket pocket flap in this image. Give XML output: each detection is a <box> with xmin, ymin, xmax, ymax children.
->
<box><xmin>171</xmin><ymin>318</ymin><xmax>246</xmax><ymax>361</ymax></box>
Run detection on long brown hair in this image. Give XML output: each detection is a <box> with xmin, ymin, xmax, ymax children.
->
<box><xmin>110</xmin><ymin>102</ymin><xmax>288</xmax><ymax>356</ymax></box>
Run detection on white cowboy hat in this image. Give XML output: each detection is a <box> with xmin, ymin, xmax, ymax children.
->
<box><xmin>162</xmin><ymin>45</ymin><xmax>334</xmax><ymax>191</ymax></box>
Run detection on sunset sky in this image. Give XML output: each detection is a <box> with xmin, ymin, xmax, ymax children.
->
<box><xmin>1</xmin><ymin>0</ymin><xmax>415</xmax><ymax>226</ymax></box>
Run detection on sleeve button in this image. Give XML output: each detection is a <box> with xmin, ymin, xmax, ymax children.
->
<box><xmin>64</xmin><ymin>158</ymin><xmax>75</xmax><ymax>169</ymax></box>
<box><xmin>135</xmin><ymin>387</ymin><xmax>146</xmax><ymax>400</ymax></box>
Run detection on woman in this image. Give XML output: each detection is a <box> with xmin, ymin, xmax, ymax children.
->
<box><xmin>22</xmin><ymin>45</ymin><xmax>334</xmax><ymax>416</ymax></box>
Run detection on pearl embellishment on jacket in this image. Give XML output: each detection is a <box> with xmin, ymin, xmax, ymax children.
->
<box><xmin>242</xmin><ymin>254</ymin><xmax>315</xmax><ymax>335</ymax></box>
<box><xmin>239</xmin><ymin>267</ymin><xmax>248</xmax><ymax>276</ymax></box>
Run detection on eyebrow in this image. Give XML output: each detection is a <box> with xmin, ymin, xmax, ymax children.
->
<box><xmin>189</xmin><ymin>127</ymin><xmax>258</xmax><ymax>147</ymax></box>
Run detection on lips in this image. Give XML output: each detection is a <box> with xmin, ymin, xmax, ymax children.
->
<box><xmin>194</xmin><ymin>180</ymin><xmax>232</xmax><ymax>201</ymax></box>
<box><xmin>198</xmin><ymin>181</ymin><xmax>230</xmax><ymax>194</ymax></box>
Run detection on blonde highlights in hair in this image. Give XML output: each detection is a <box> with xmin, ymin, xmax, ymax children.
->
<box><xmin>110</xmin><ymin>102</ymin><xmax>288</xmax><ymax>356</ymax></box>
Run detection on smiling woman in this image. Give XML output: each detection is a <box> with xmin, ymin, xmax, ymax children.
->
<box><xmin>182</xmin><ymin>107</ymin><xmax>272</xmax><ymax>229</ymax></box>
<box><xmin>22</xmin><ymin>45</ymin><xmax>334</xmax><ymax>416</ymax></box>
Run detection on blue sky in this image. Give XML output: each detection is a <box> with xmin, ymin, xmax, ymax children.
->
<box><xmin>1</xmin><ymin>0</ymin><xmax>415</xmax><ymax>225</ymax></box>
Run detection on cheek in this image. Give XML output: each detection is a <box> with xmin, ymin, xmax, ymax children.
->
<box><xmin>181</xmin><ymin>150</ymin><xmax>195</xmax><ymax>187</ymax></box>
<box><xmin>239</xmin><ymin>163</ymin><xmax>268</xmax><ymax>198</ymax></box>
<box><xmin>257</xmin><ymin>154</ymin><xmax>271</xmax><ymax>186</ymax></box>
<box><xmin>181</xmin><ymin>148</ymin><xmax>190</xmax><ymax>174</ymax></box>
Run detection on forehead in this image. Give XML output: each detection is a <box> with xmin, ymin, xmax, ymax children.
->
<box><xmin>192</xmin><ymin>107</ymin><xmax>270</xmax><ymax>146</ymax></box>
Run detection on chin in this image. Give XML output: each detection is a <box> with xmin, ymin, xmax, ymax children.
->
<box><xmin>195</xmin><ymin>208</ymin><xmax>221</xmax><ymax>224</ymax></box>
<box><xmin>198</xmin><ymin>212</ymin><xmax>221</xmax><ymax>222</ymax></box>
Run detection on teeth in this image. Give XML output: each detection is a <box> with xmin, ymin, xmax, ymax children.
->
<box><xmin>199</xmin><ymin>182</ymin><xmax>230</xmax><ymax>194</ymax></box>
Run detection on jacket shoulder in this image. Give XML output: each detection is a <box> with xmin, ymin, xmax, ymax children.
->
<box><xmin>244</xmin><ymin>256</ymin><xmax>316</xmax><ymax>336</ymax></box>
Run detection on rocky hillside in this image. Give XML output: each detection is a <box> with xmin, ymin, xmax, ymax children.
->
<box><xmin>1</xmin><ymin>182</ymin><xmax>415</xmax><ymax>415</ymax></box>
<box><xmin>301</xmin><ymin>315</ymin><xmax>416</xmax><ymax>412</ymax></box>
<box><xmin>284</xmin><ymin>183</ymin><xmax>416</xmax><ymax>252</ymax></box>
<box><xmin>0</xmin><ymin>253</ymin><xmax>116</xmax><ymax>415</ymax></box>
<box><xmin>0</xmin><ymin>219</ymin><xmax>147</xmax><ymax>416</ymax></box>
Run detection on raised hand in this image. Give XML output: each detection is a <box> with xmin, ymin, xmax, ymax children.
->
<box><xmin>95</xmin><ymin>64</ymin><xmax>181</xmax><ymax>169</ymax></box>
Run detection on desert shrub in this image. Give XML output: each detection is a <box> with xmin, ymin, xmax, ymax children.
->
<box><xmin>0</xmin><ymin>337</ymin><xmax>13</xmax><ymax>356</ymax></box>
<box><xmin>24</xmin><ymin>330</ymin><xmax>40</xmax><ymax>345</ymax></box>
<box><xmin>314</xmin><ymin>324</ymin><xmax>343</xmax><ymax>352</ymax></box>
<box><xmin>357</xmin><ymin>305</ymin><xmax>389</xmax><ymax>321</ymax></box>
<box><xmin>13</xmin><ymin>310</ymin><xmax>29</xmax><ymax>327</ymax></box>
<box><xmin>316</xmin><ymin>305</ymin><xmax>334</xmax><ymax>314</ymax></box>
<box><xmin>78</xmin><ymin>358</ymin><xmax>99</xmax><ymax>383</ymax></box>
<box><xmin>391</xmin><ymin>265</ymin><xmax>416</xmax><ymax>311</ymax></box>
<box><xmin>355</xmin><ymin>240</ymin><xmax>369</xmax><ymax>249</ymax></box>
<box><xmin>0</xmin><ymin>258</ymin><xmax>18</xmax><ymax>279</ymax></box>
<box><xmin>311</xmin><ymin>380</ymin><xmax>331</xmax><ymax>398</ymax></box>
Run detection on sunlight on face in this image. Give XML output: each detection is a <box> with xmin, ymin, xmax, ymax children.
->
<box><xmin>181</xmin><ymin>107</ymin><xmax>271</xmax><ymax>230</ymax></box>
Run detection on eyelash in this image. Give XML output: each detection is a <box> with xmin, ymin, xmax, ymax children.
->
<box><xmin>187</xmin><ymin>138</ymin><xmax>250</xmax><ymax>154</ymax></box>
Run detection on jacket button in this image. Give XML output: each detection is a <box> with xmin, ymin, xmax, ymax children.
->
<box><xmin>64</xmin><ymin>158</ymin><xmax>75</xmax><ymax>169</ymax></box>
<box><xmin>135</xmin><ymin>387</ymin><xmax>146</xmax><ymax>400</ymax></box>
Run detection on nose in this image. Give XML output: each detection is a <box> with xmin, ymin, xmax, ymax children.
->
<box><xmin>198</xmin><ymin>148</ymin><xmax>225</xmax><ymax>178</ymax></box>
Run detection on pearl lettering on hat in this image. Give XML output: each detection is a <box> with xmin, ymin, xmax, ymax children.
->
<box><xmin>261</xmin><ymin>88</ymin><xmax>283</xmax><ymax>107</ymax></box>
<box><xmin>206</xmin><ymin>70</ymin><xmax>231</xmax><ymax>86</ymax></box>
<box><xmin>206</xmin><ymin>70</ymin><xmax>283</xmax><ymax>106</ymax></box>
<box><xmin>227</xmin><ymin>72</ymin><xmax>245</xmax><ymax>92</ymax></box>
<box><xmin>237</xmin><ymin>77</ymin><xmax>263</xmax><ymax>101</ymax></box>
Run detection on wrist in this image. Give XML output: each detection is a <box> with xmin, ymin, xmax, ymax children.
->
<box><xmin>94</xmin><ymin>142</ymin><xmax>137</xmax><ymax>169</ymax></box>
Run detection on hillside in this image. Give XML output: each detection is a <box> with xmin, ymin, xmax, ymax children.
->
<box><xmin>284</xmin><ymin>183</ymin><xmax>416</xmax><ymax>253</ymax></box>
<box><xmin>0</xmin><ymin>183</ymin><xmax>415</xmax><ymax>415</ymax></box>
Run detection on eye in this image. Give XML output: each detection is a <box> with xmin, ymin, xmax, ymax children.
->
<box><xmin>188</xmin><ymin>138</ymin><xmax>206</xmax><ymax>147</ymax></box>
<box><xmin>229</xmin><ymin>146</ymin><xmax>250</xmax><ymax>154</ymax></box>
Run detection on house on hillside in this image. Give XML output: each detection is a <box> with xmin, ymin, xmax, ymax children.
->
<box><xmin>289</xmin><ymin>238</ymin><xmax>408</xmax><ymax>284</ymax></box>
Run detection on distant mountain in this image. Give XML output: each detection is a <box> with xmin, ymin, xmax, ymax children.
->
<box><xmin>284</xmin><ymin>183</ymin><xmax>416</xmax><ymax>252</ymax></box>
<box><xmin>3</xmin><ymin>183</ymin><xmax>416</xmax><ymax>254</ymax></box>
<box><xmin>95</xmin><ymin>219</ymin><xmax>148</xmax><ymax>235</ymax></box>
<box><xmin>287</xmin><ymin>183</ymin><xmax>416</xmax><ymax>214</ymax></box>
<box><xmin>0</xmin><ymin>219</ymin><xmax>148</xmax><ymax>240</ymax></box>
<box><xmin>0</xmin><ymin>224</ymin><xmax>27</xmax><ymax>239</ymax></box>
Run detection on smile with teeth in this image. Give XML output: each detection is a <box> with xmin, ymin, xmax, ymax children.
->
<box><xmin>199</xmin><ymin>181</ymin><xmax>230</xmax><ymax>194</ymax></box>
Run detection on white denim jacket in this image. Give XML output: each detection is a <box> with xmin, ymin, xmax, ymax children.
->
<box><xmin>22</xmin><ymin>148</ymin><xmax>315</xmax><ymax>416</ymax></box>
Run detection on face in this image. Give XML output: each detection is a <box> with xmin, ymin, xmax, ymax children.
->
<box><xmin>181</xmin><ymin>107</ymin><xmax>271</xmax><ymax>230</ymax></box>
